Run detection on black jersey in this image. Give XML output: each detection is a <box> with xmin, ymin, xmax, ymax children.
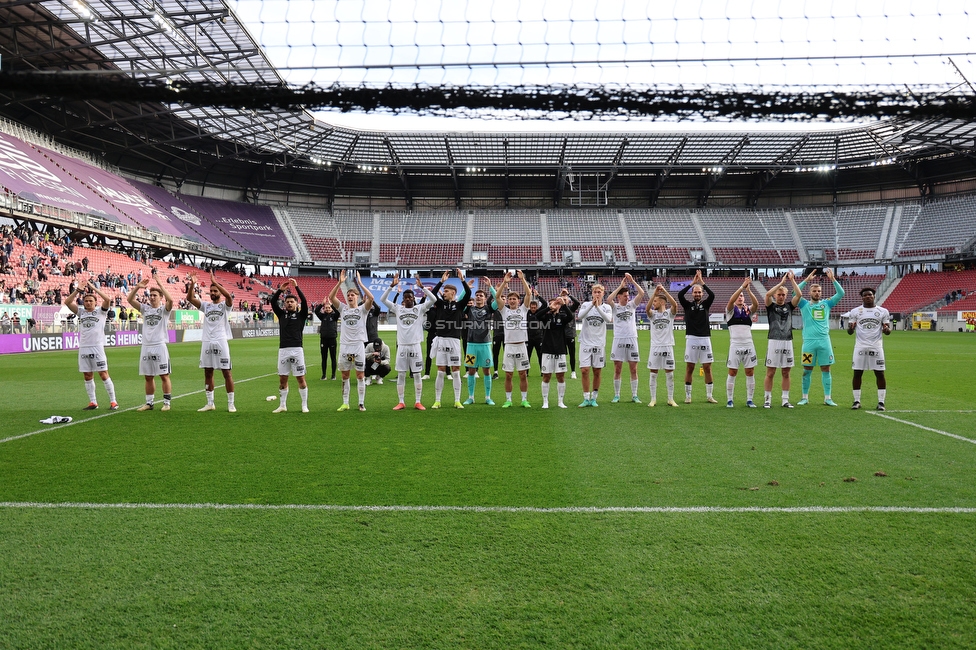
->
<box><xmin>313</xmin><ymin>305</ymin><xmax>338</xmax><ymax>338</ymax></box>
<box><xmin>429</xmin><ymin>280</ymin><xmax>471</xmax><ymax>340</ymax></box>
<box><xmin>563</xmin><ymin>294</ymin><xmax>580</xmax><ymax>340</ymax></box>
<box><xmin>678</xmin><ymin>283</ymin><xmax>715</xmax><ymax>338</ymax></box>
<box><xmin>538</xmin><ymin>304</ymin><xmax>574</xmax><ymax>355</ymax></box>
<box><xmin>272</xmin><ymin>286</ymin><xmax>308</xmax><ymax>349</ymax></box>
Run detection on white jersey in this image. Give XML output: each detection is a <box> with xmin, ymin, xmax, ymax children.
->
<box><xmin>140</xmin><ymin>303</ymin><xmax>171</xmax><ymax>346</ymax></box>
<box><xmin>201</xmin><ymin>301</ymin><xmax>232</xmax><ymax>343</ymax></box>
<box><xmin>388</xmin><ymin>301</ymin><xmax>433</xmax><ymax>346</ymax></box>
<box><xmin>339</xmin><ymin>303</ymin><xmax>369</xmax><ymax>347</ymax></box>
<box><xmin>849</xmin><ymin>305</ymin><xmax>891</xmax><ymax>347</ymax></box>
<box><xmin>500</xmin><ymin>305</ymin><xmax>530</xmax><ymax>345</ymax></box>
<box><xmin>578</xmin><ymin>301</ymin><xmax>613</xmax><ymax>348</ymax></box>
<box><xmin>77</xmin><ymin>307</ymin><xmax>108</xmax><ymax>349</ymax></box>
<box><xmin>612</xmin><ymin>301</ymin><xmax>639</xmax><ymax>340</ymax></box>
<box><xmin>725</xmin><ymin>308</ymin><xmax>755</xmax><ymax>345</ymax></box>
<box><xmin>648</xmin><ymin>307</ymin><xmax>676</xmax><ymax>347</ymax></box>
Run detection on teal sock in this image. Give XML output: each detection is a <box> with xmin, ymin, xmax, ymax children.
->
<box><xmin>822</xmin><ymin>370</ymin><xmax>832</xmax><ymax>398</ymax></box>
<box><xmin>484</xmin><ymin>374</ymin><xmax>492</xmax><ymax>398</ymax></box>
<box><xmin>467</xmin><ymin>373</ymin><xmax>476</xmax><ymax>399</ymax></box>
<box><xmin>802</xmin><ymin>367</ymin><xmax>813</xmax><ymax>395</ymax></box>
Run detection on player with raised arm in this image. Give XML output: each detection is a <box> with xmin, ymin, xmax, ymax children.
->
<box><xmin>312</xmin><ymin>300</ymin><xmax>338</xmax><ymax>380</ymax></box>
<box><xmin>128</xmin><ymin>268</ymin><xmax>174</xmax><ymax>412</ymax></box>
<box><xmin>576</xmin><ymin>283</ymin><xmax>613</xmax><ymax>407</ymax></box>
<box><xmin>493</xmin><ymin>270</ymin><xmax>533</xmax><ymax>408</ymax></box>
<box><xmin>725</xmin><ymin>277</ymin><xmax>760</xmax><ymax>408</ymax></box>
<box><xmin>187</xmin><ymin>271</ymin><xmax>236</xmax><ymax>412</ymax></box>
<box><xmin>462</xmin><ymin>277</ymin><xmax>497</xmax><ymax>405</ymax></box>
<box><xmin>607</xmin><ymin>273</ymin><xmax>647</xmax><ymax>403</ymax></box>
<box><xmin>847</xmin><ymin>287</ymin><xmax>892</xmax><ymax>411</ymax></box>
<box><xmin>270</xmin><ymin>278</ymin><xmax>310</xmax><ymax>413</ymax></box>
<box><xmin>65</xmin><ymin>280</ymin><xmax>118</xmax><ymax>411</ymax></box>
<box><xmin>428</xmin><ymin>269</ymin><xmax>471</xmax><ymax>409</ymax></box>
<box><xmin>329</xmin><ymin>270</ymin><xmax>375</xmax><ymax>412</ymax></box>
<box><xmin>381</xmin><ymin>273</ymin><xmax>437</xmax><ymax>410</ymax></box>
<box><xmin>646</xmin><ymin>283</ymin><xmax>679</xmax><ymax>407</ymax></box>
<box><xmin>560</xmin><ymin>287</ymin><xmax>581</xmax><ymax>379</ymax></box>
<box><xmin>536</xmin><ymin>295</ymin><xmax>574</xmax><ymax>408</ymax></box>
<box><xmin>796</xmin><ymin>268</ymin><xmax>845</xmax><ymax>406</ymax></box>
<box><xmin>763</xmin><ymin>272</ymin><xmax>802</xmax><ymax>408</ymax></box>
<box><xmin>678</xmin><ymin>270</ymin><xmax>718</xmax><ymax>404</ymax></box>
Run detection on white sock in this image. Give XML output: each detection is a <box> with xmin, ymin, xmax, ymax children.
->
<box><xmin>279</xmin><ymin>388</ymin><xmax>288</xmax><ymax>408</ymax></box>
<box><xmin>557</xmin><ymin>381</ymin><xmax>566</xmax><ymax>404</ymax></box>
<box><xmin>206</xmin><ymin>390</ymin><xmax>215</xmax><ymax>406</ymax></box>
<box><xmin>666</xmin><ymin>373</ymin><xmax>674</xmax><ymax>400</ymax></box>
<box><xmin>878</xmin><ymin>389</ymin><xmax>886</xmax><ymax>403</ymax></box>
<box><xmin>583</xmin><ymin>391</ymin><xmax>590</xmax><ymax>401</ymax></box>
<box><xmin>649</xmin><ymin>373</ymin><xmax>658</xmax><ymax>401</ymax></box>
<box><xmin>541</xmin><ymin>381</ymin><xmax>550</xmax><ymax>405</ymax></box>
<box><xmin>685</xmin><ymin>383</ymin><xmax>692</xmax><ymax>399</ymax></box>
<box><xmin>414</xmin><ymin>375</ymin><xmax>423</xmax><ymax>403</ymax></box>
<box><xmin>357</xmin><ymin>379</ymin><xmax>366</xmax><ymax>405</ymax></box>
<box><xmin>853</xmin><ymin>389</ymin><xmax>862</xmax><ymax>402</ymax></box>
<box><xmin>746</xmin><ymin>375</ymin><xmax>755</xmax><ymax>401</ymax></box>
<box><xmin>397</xmin><ymin>373</ymin><xmax>406</xmax><ymax>403</ymax></box>
<box><xmin>435</xmin><ymin>370</ymin><xmax>446</xmax><ymax>401</ymax></box>
<box><xmin>227</xmin><ymin>392</ymin><xmax>234</xmax><ymax>406</ymax></box>
<box><xmin>85</xmin><ymin>379</ymin><xmax>96</xmax><ymax>403</ymax></box>
<box><xmin>764</xmin><ymin>390</ymin><xmax>772</xmax><ymax>403</ymax></box>
<box><xmin>592</xmin><ymin>389</ymin><xmax>599</xmax><ymax>401</ymax></box>
<box><xmin>146</xmin><ymin>394</ymin><xmax>154</xmax><ymax>405</ymax></box>
<box><xmin>102</xmin><ymin>378</ymin><xmax>116</xmax><ymax>403</ymax></box>
<box><xmin>727</xmin><ymin>375</ymin><xmax>736</xmax><ymax>402</ymax></box>
<box><xmin>782</xmin><ymin>390</ymin><xmax>790</xmax><ymax>404</ymax></box>
<box><xmin>630</xmin><ymin>378</ymin><xmax>639</xmax><ymax>398</ymax></box>
<box><xmin>506</xmin><ymin>391</ymin><xmax>512</xmax><ymax>401</ymax></box>
<box><xmin>706</xmin><ymin>382</ymin><xmax>714</xmax><ymax>399</ymax></box>
<box><xmin>613</xmin><ymin>378</ymin><xmax>621</xmax><ymax>398</ymax></box>
<box><xmin>521</xmin><ymin>391</ymin><xmax>528</xmax><ymax>402</ymax></box>
<box><xmin>452</xmin><ymin>370</ymin><xmax>462</xmax><ymax>401</ymax></box>
<box><xmin>342</xmin><ymin>379</ymin><xmax>350</xmax><ymax>405</ymax></box>
<box><xmin>299</xmin><ymin>387</ymin><xmax>308</xmax><ymax>408</ymax></box>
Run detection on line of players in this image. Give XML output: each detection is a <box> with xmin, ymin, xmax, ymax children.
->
<box><xmin>67</xmin><ymin>266</ymin><xmax>891</xmax><ymax>413</ymax></box>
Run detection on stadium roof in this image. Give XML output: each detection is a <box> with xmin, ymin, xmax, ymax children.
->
<box><xmin>2</xmin><ymin>0</ymin><xmax>976</xmax><ymax>208</ymax></box>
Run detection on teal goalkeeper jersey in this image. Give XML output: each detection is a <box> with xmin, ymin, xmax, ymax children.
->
<box><xmin>797</xmin><ymin>280</ymin><xmax>844</xmax><ymax>339</ymax></box>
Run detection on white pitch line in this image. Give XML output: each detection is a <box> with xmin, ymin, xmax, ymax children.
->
<box><xmin>867</xmin><ymin>411</ymin><xmax>976</xmax><ymax>445</ymax></box>
<box><xmin>874</xmin><ymin>408</ymin><xmax>976</xmax><ymax>413</ymax></box>
<box><xmin>0</xmin><ymin>502</ymin><xmax>975</xmax><ymax>514</ymax></box>
<box><xmin>0</xmin><ymin>371</ymin><xmax>280</xmax><ymax>446</ymax></box>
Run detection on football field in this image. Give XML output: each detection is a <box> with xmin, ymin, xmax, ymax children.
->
<box><xmin>1</xmin><ymin>330</ymin><xmax>975</xmax><ymax>648</ymax></box>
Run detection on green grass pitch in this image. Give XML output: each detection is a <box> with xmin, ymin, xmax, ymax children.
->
<box><xmin>1</xmin><ymin>330</ymin><xmax>975</xmax><ymax>648</ymax></box>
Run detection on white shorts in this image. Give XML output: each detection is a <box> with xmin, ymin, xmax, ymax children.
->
<box><xmin>199</xmin><ymin>340</ymin><xmax>232</xmax><ymax>370</ymax></box>
<box><xmin>139</xmin><ymin>344</ymin><xmax>171</xmax><ymax>376</ymax></box>
<box><xmin>432</xmin><ymin>336</ymin><xmax>463</xmax><ymax>368</ymax></box>
<box><xmin>503</xmin><ymin>342</ymin><xmax>532</xmax><ymax>373</ymax></box>
<box><xmin>611</xmin><ymin>337</ymin><xmax>641</xmax><ymax>363</ymax></box>
<box><xmin>395</xmin><ymin>342</ymin><xmax>424</xmax><ymax>373</ymax></box>
<box><xmin>727</xmin><ymin>342</ymin><xmax>758</xmax><ymax>369</ymax></box>
<box><xmin>78</xmin><ymin>346</ymin><xmax>108</xmax><ymax>373</ymax></box>
<box><xmin>684</xmin><ymin>336</ymin><xmax>714</xmax><ymax>365</ymax></box>
<box><xmin>541</xmin><ymin>353</ymin><xmax>568</xmax><ymax>375</ymax></box>
<box><xmin>277</xmin><ymin>347</ymin><xmax>307</xmax><ymax>376</ymax></box>
<box><xmin>646</xmin><ymin>346</ymin><xmax>676</xmax><ymax>371</ymax></box>
<box><xmin>853</xmin><ymin>345</ymin><xmax>886</xmax><ymax>371</ymax></box>
<box><xmin>579</xmin><ymin>345</ymin><xmax>606</xmax><ymax>369</ymax></box>
<box><xmin>765</xmin><ymin>340</ymin><xmax>795</xmax><ymax>369</ymax></box>
<box><xmin>338</xmin><ymin>343</ymin><xmax>365</xmax><ymax>372</ymax></box>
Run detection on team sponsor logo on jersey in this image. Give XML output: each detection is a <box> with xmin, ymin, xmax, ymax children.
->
<box><xmin>465</xmin><ymin>354</ymin><xmax>476</xmax><ymax>366</ymax></box>
<box><xmin>400</xmin><ymin>313</ymin><xmax>418</xmax><ymax>326</ymax></box>
<box><xmin>145</xmin><ymin>314</ymin><xmax>163</xmax><ymax>327</ymax></box>
<box><xmin>802</xmin><ymin>352</ymin><xmax>814</xmax><ymax>364</ymax></box>
<box><xmin>585</xmin><ymin>315</ymin><xmax>606</xmax><ymax>327</ymax></box>
<box><xmin>207</xmin><ymin>312</ymin><xmax>224</xmax><ymax>323</ymax></box>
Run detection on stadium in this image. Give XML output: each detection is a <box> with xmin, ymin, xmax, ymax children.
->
<box><xmin>1</xmin><ymin>1</ymin><xmax>975</xmax><ymax>647</ymax></box>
